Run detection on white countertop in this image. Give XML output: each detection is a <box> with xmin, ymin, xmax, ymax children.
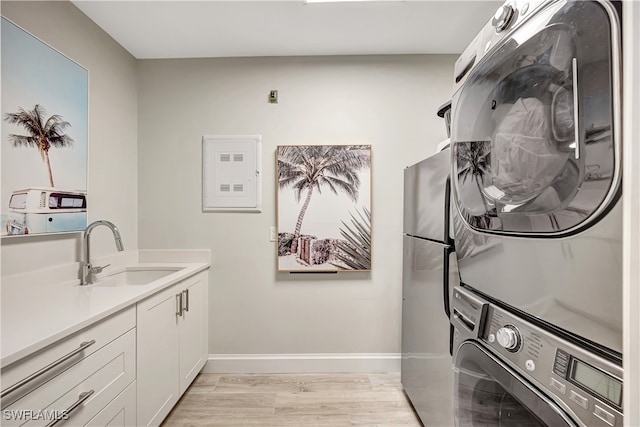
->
<box><xmin>1</xmin><ymin>250</ymin><xmax>210</xmax><ymax>367</ymax></box>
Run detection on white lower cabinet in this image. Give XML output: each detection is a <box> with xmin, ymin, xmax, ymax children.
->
<box><xmin>1</xmin><ymin>269</ymin><xmax>208</xmax><ymax>427</ymax></box>
<box><xmin>1</xmin><ymin>309</ymin><xmax>137</xmax><ymax>427</ymax></box>
<box><xmin>137</xmin><ymin>271</ymin><xmax>209</xmax><ymax>427</ymax></box>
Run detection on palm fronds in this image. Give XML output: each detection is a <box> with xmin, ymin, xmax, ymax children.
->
<box><xmin>5</xmin><ymin>104</ymin><xmax>73</xmax><ymax>150</ymax></box>
<box><xmin>456</xmin><ymin>141</ymin><xmax>490</xmax><ymax>183</ymax></box>
<box><xmin>331</xmin><ymin>207</ymin><xmax>371</xmax><ymax>270</ymax></box>
<box><xmin>4</xmin><ymin>104</ymin><xmax>73</xmax><ymax>187</ymax></box>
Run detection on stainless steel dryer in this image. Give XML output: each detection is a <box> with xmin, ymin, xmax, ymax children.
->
<box><xmin>451</xmin><ymin>286</ymin><xmax>623</xmax><ymax>427</ymax></box>
<box><xmin>450</xmin><ymin>0</ymin><xmax>623</xmax><ymax>363</ymax></box>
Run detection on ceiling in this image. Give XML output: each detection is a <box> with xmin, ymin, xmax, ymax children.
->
<box><xmin>72</xmin><ymin>1</ymin><xmax>502</xmax><ymax>59</ymax></box>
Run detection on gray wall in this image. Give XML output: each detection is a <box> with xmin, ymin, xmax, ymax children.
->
<box><xmin>1</xmin><ymin>1</ymin><xmax>138</xmax><ymax>276</ymax></box>
<box><xmin>137</xmin><ymin>55</ymin><xmax>455</xmax><ymax>355</ymax></box>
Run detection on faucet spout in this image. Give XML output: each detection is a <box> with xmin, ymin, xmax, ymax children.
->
<box><xmin>114</xmin><ymin>235</ymin><xmax>124</xmax><ymax>252</ymax></box>
<box><xmin>81</xmin><ymin>220</ymin><xmax>124</xmax><ymax>286</ymax></box>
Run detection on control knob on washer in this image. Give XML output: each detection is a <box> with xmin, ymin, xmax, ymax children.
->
<box><xmin>492</xmin><ymin>3</ymin><xmax>515</xmax><ymax>32</ymax></box>
<box><xmin>496</xmin><ymin>325</ymin><xmax>521</xmax><ymax>351</ymax></box>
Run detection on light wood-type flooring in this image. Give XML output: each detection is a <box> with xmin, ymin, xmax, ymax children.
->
<box><xmin>162</xmin><ymin>372</ymin><xmax>422</xmax><ymax>427</ymax></box>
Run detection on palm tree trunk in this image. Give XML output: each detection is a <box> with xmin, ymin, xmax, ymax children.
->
<box><xmin>290</xmin><ymin>186</ymin><xmax>314</xmax><ymax>255</ymax></box>
<box><xmin>44</xmin><ymin>150</ymin><xmax>55</xmax><ymax>187</ymax></box>
<box><xmin>475</xmin><ymin>175</ymin><xmax>489</xmax><ymax>213</ymax></box>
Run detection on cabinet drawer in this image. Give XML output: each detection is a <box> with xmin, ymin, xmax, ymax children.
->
<box><xmin>2</xmin><ymin>328</ymin><xmax>136</xmax><ymax>426</ymax></box>
<box><xmin>84</xmin><ymin>381</ymin><xmax>136</xmax><ymax>427</ymax></box>
<box><xmin>2</xmin><ymin>307</ymin><xmax>135</xmax><ymax>407</ymax></box>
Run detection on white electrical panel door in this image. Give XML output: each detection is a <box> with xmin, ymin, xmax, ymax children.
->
<box><xmin>203</xmin><ymin>135</ymin><xmax>262</xmax><ymax>212</ymax></box>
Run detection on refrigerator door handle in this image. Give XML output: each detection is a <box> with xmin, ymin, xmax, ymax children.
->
<box><xmin>449</xmin><ymin>323</ymin><xmax>455</xmax><ymax>356</ymax></box>
<box><xmin>444</xmin><ymin>176</ymin><xmax>453</xmax><ymax>245</ymax></box>
<box><xmin>443</xmin><ymin>246</ymin><xmax>453</xmax><ymax>318</ymax></box>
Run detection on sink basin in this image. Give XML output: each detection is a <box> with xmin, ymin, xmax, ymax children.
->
<box><xmin>92</xmin><ymin>267</ymin><xmax>183</xmax><ymax>287</ymax></box>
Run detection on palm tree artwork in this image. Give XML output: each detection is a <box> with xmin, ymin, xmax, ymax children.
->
<box><xmin>456</xmin><ymin>141</ymin><xmax>491</xmax><ymax>214</ymax></box>
<box><xmin>277</xmin><ymin>145</ymin><xmax>371</xmax><ymax>271</ymax></box>
<box><xmin>4</xmin><ymin>104</ymin><xmax>74</xmax><ymax>187</ymax></box>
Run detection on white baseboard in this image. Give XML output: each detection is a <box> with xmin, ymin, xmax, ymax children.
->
<box><xmin>203</xmin><ymin>353</ymin><xmax>401</xmax><ymax>374</ymax></box>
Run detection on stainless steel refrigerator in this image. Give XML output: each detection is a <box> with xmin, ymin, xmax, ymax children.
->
<box><xmin>401</xmin><ymin>147</ymin><xmax>458</xmax><ymax>426</ymax></box>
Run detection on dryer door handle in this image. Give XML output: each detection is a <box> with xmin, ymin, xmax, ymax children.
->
<box><xmin>572</xmin><ymin>57</ymin><xmax>581</xmax><ymax>160</ymax></box>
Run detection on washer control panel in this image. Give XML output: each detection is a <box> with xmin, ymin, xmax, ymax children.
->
<box><xmin>450</xmin><ymin>287</ymin><xmax>623</xmax><ymax>427</ymax></box>
<box><xmin>453</xmin><ymin>0</ymin><xmax>549</xmax><ymax>88</ymax></box>
<box><xmin>481</xmin><ymin>302</ymin><xmax>623</xmax><ymax>427</ymax></box>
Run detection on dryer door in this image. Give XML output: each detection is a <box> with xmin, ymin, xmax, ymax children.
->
<box><xmin>451</xmin><ymin>0</ymin><xmax>620</xmax><ymax>236</ymax></box>
<box><xmin>454</xmin><ymin>341</ymin><xmax>577</xmax><ymax>426</ymax></box>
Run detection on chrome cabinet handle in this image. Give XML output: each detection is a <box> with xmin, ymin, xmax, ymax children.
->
<box><xmin>182</xmin><ymin>289</ymin><xmax>189</xmax><ymax>312</ymax></box>
<box><xmin>1</xmin><ymin>340</ymin><xmax>96</xmax><ymax>398</ymax></box>
<box><xmin>45</xmin><ymin>389</ymin><xmax>94</xmax><ymax>427</ymax></box>
<box><xmin>572</xmin><ymin>57</ymin><xmax>580</xmax><ymax>160</ymax></box>
<box><xmin>176</xmin><ymin>293</ymin><xmax>183</xmax><ymax>317</ymax></box>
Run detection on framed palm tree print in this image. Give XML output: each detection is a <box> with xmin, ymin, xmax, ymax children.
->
<box><xmin>1</xmin><ymin>18</ymin><xmax>88</xmax><ymax>237</ymax></box>
<box><xmin>277</xmin><ymin>145</ymin><xmax>372</xmax><ymax>272</ymax></box>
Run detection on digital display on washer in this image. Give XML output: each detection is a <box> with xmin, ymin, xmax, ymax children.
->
<box><xmin>570</xmin><ymin>359</ymin><xmax>622</xmax><ymax>407</ymax></box>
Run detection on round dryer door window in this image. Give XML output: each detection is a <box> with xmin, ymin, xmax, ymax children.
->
<box><xmin>451</xmin><ymin>1</ymin><xmax>621</xmax><ymax>236</ymax></box>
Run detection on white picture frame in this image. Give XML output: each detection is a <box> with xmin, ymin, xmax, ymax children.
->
<box><xmin>1</xmin><ymin>17</ymin><xmax>89</xmax><ymax>237</ymax></box>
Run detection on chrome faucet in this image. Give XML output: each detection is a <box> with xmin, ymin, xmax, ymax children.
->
<box><xmin>81</xmin><ymin>220</ymin><xmax>124</xmax><ymax>286</ymax></box>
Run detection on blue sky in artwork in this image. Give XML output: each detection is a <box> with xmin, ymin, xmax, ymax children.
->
<box><xmin>1</xmin><ymin>18</ymin><xmax>88</xmax><ymax>206</ymax></box>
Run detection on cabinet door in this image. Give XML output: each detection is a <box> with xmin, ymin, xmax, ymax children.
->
<box><xmin>136</xmin><ymin>285</ymin><xmax>180</xmax><ymax>427</ymax></box>
<box><xmin>178</xmin><ymin>272</ymin><xmax>208</xmax><ymax>394</ymax></box>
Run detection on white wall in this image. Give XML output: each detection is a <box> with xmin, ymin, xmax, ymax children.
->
<box><xmin>137</xmin><ymin>55</ymin><xmax>455</xmax><ymax>360</ymax></box>
<box><xmin>0</xmin><ymin>1</ymin><xmax>138</xmax><ymax>276</ymax></box>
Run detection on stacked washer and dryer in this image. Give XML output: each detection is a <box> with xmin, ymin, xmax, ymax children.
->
<box><xmin>402</xmin><ymin>1</ymin><xmax>624</xmax><ymax>426</ymax></box>
<box><xmin>450</xmin><ymin>0</ymin><xmax>624</xmax><ymax>425</ymax></box>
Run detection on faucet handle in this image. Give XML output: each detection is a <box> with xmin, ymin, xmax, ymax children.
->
<box><xmin>90</xmin><ymin>264</ymin><xmax>111</xmax><ymax>275</ymax></box>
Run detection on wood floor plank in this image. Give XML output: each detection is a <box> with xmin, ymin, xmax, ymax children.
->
<box><xmin>215</xmin><ymin>374</ymin><xmax>373</xmax><ymax>393</ymax></box>
<box><xmin>368</xmin><ymin>372</ymin><xmax>404</xmax><ymax>391</ymax></box>
<box><xmin>191</xmin><ymin>374</ymin><xmax>222</xmax><ymax>387</ymax></box>
<box><xmin>274</xmin><ymin>390</ymin><xmax>412</xmax><ymax>416</ymax></box>
<box><xmin>350</xmin><ymin>410</ymin><xmax>422</xmax><ymax>426</ymax></box>
<box><xmin>161</xmin><ymin>372</ymin><xmax>422</xmax><ymax>427</ymax></box>
<box><xmin>164</xmin><ymin>392</ymin><xmax>277</xmax><ymax>419</ymax></box>
<box><xmin>163</xmin><ymin>413</ymin><xmax>351</xmax><ymax>427</ymax></box>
